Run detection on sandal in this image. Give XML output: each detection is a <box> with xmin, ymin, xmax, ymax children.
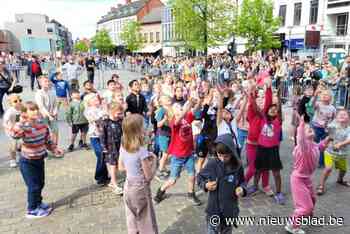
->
<box><xmin>337</xmin><ymin>180</ymin><xmax>350</xmax><ymax>187</ymax></box>
<box><xmin>316</xmin><ymin>185</ymin><xmax>325</xmax><ymax>195</ymax></box>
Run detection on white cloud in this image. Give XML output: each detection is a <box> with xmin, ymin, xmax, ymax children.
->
<box><xmin>0</xmin><ymin>0</ymin><xmax>124</xmax><ymax>39</ymax></box>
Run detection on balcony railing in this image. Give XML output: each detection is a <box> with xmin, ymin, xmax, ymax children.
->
<box><xmin>336</xmin><ymin>24</ymin><xmax>348</xmax><ymax>36</ymax></box>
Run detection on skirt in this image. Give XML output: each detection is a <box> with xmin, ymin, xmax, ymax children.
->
<box><xmin>255</xmin><ymin>145</ymin><xmax>283</xmax><ymax>171</ymax></box>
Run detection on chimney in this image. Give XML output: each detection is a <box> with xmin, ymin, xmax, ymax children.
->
<box><xmin>125</xmin><ymin>0</ymin><xmax>132</xmax><ymax>4</ymax></box>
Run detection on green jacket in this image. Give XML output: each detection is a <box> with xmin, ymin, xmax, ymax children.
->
<box><xmin>66</xmin><ymin>100</ymin><xmax>88</xmax><ymax>125</ymax></box>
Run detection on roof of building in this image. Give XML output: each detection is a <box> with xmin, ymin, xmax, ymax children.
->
<box><xmin>97</xmin><ymin>0</ymin><xmax>147</xmax><ymax>24</ymax></box>
<box><xmin>141</xmin><ymin>6</ymin><xmax>163</xmax><ymax>24</ymax></box>
<box><xmin>50</xmin><ymin>19</ymin><xmax>63</xmax><ymax>27</ymax></box>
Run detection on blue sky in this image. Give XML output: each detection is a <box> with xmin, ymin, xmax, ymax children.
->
<box><xmin>1</xmin><ymin>0</ymin><xmax>124</xmax><ymax>39</ymax></box>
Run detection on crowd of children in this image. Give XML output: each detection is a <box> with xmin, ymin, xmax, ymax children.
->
<box><xmin>2</xmin><ymin>57</ymin><xmax>350</xmax><ymax>234</ymax></box>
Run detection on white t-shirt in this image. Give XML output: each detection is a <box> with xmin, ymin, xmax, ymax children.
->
<box><xmin>217</xmin><ymin>120</ymin><xmax>241</xmax><ymax>148</ymax></box>
<box><xmin>3</xmin><ymin>107</ymin><xmax>20</xmax><ymax>137</ymax></box>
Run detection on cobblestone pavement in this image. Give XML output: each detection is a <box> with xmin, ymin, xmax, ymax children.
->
<box><xmin>0</xmin><ymin>69</ymin><xmax>349</xmax><ymax>234</ymax></box>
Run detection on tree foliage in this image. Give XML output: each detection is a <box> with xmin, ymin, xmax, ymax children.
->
<box><xmin>235</xmin><ymin>0</ymin><xmax>281</xmax><ymax>52</ymax></box>
<box><xmin>120</xmin><ymin>21</ymin><xmax>143</xmax><ymax>52</ymax></box>
<box><xmin>91</xmin><ymin>29</ymin><xmax>114</xmax><ymax>55</ymax></box>
<box><xmin>170</xmin><ymin>0</ymin><xmax>236</xmax><ymax>54</ymax></box>
<box><xmin>74</xmin><ymin>40</ymin><xmax>89</xmax><ymax>53</ymax></box>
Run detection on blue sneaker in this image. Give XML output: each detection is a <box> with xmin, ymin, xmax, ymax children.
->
<box><xmin>274</xmin><ymin>192</ymin><xmax>285</xmax><ymax>205</ymax></box>
<box><xmin>39</xmin><ymin>202</ymin><xmax>53</xmax><ymax>213</ymax></box>
<box><xmin>25</xmin><ymin>207</ymin><xmax>50</xmax><ymax>219</ymax></box>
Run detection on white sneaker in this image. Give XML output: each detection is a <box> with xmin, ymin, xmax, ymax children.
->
<box><xmin>113</xmin><ymin>185</ymin><xmax>123</xmax><ymax>195</ymax></box>
<box><xmin>262</xmin><ymin>186</ymin><xmax>274</xmax><ymax>197</ymax></box>
<box><xmin>9</xmin><ymin>160</ymin><xmax>17</xmax><ymax>168</ymax></box>
<box><xmin>285</xmin><ymin>223</ymin><xmax>305</xmax><ymax>234</ymax></box>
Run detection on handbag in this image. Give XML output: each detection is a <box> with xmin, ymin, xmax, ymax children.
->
<box><xmin>0</xmin><ymin>73</ymin><xmax>23</xmax><ymax>94</ymax></box>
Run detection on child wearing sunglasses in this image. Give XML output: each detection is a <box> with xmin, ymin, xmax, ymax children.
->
<box><xmin>3</xmin><ymin>94</ymin><xmax>23</xmax><ymax>168</ymax></box>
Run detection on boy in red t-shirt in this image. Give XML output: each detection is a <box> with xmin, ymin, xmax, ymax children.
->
<box><xmin>154</xmin><ymin>97</ymin><xmax>202</xmax><ymax>206</ymax></box>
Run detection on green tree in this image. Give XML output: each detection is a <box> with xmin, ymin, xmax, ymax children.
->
<box><xmin>120</xmin><ymin>21</ymin><xmax>143</xmax><ymax>53</ymax></box>
<box><xmin>74</xmin><ymin>40</ymin><xmax>89</xmax><ymax>53</ymax></box>
<box><xmin>170</xmin><ymin>0</ymin><xmax>236</xmax><ymax>55</ymax></box>
<box><xmin>235</xmin><ymin>0</ymin><xmax>281</xmax><ymax>53</ymax></box>
<box><xmin>91</xmin><ymin>29</ymin><xmax>114</xmax><ymax>55</ymax></box>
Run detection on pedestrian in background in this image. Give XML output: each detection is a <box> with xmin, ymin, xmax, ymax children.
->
<box><xmin>28</xmin><ymin>56</ymin><xmax>42</xmax><ymax>91</ymax></box>
<box><xmin>85</xmin><ymin>55</ymin><xmax>96</xmax><ymax>84</ymax></box>
<box><xmin>0</xmin><ymin>58</ymin><xmax>16</xmax><ymax>117</ymax></box>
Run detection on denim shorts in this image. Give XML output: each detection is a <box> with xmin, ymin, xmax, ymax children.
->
<box><xmin>169</xmin><ymin>155</ymin><xmax>195</xmax><ymax>180</ymax></box>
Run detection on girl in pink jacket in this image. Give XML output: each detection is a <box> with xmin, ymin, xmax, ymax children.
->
<box><xmin>285</xmin><ymin>116</ymin><xmax>330</xmax><ymax>234</ymax></box>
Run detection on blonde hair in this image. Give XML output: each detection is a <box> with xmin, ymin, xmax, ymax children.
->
<box><xmin>122</xmin><ymin>114</ymin><xmax>145</xmax><ymax>153</ymax></box>
<box><xmin>108</xmin><ymin>102</ymin><xmax>124</xmax><ymax>113</ymax></box>
<box><xmin>84</xmin><ymin>93</ymin><xmax>98</xmax><ymax>108</ymax></box>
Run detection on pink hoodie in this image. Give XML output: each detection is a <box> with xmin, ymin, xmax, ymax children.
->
<box><xmin>292</xmin><ymin>121</ymin><xmax>326</xmax><ymax>178</ymax></box>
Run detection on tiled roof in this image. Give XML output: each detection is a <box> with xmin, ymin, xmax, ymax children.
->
<box><xmin>141</xmin><ymin>6</ymin><xmax>163</xmax><ymax>24</ymax></box>
<box><xmin>97</xmin><ymin>0</ymin><xmax>147</xmax><ymax>24</ymax></box>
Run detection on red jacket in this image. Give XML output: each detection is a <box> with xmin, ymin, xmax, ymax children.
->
<box><xmin>247</xmin><ymin>87</ymin><xmax>272</xmax><ymax>144</ymax></box>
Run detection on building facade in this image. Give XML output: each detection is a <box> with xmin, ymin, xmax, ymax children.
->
<box><xmin>274</xmin><ymin>0</ymin><xmax>350</xmax><ymax>59</ymax></box>
<box><xmin>4</xmin><ymin>13</ymin><xmax>72</xmax><ymax>55</ymax></box>
<box><xmin>162</xmin><ymin>5</ymin><xmax>177</xmax><ymax>56</ymax></box>
<box><xmin>50</xmin><ymin>20</ymin><xmax>73</xmax><ymax>55</ymax></box>
<box><xmin>323</xmin><ymin>0</ymin><xmax>350</xmax><ymax>54</ymax></box>
<box><xmin>97</xmin><ymin>0</ymin><xmax>164</xmax><ymax>50</ymax></box>
<box><xmin>139</xmin><ymin>7</ymin><xmax>163</xmax><ymax>54</ymax></box>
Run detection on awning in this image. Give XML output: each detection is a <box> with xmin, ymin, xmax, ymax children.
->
<box><xmin>136</xmin><ymin>44</ymin><xmax>162</xmax><ymax>53</ymax></box>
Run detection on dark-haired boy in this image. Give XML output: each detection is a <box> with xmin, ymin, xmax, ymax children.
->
<box><xmin>125</xmin><ymin>79</ymin><xmax>147</xmax><ymax>115</ymax></box>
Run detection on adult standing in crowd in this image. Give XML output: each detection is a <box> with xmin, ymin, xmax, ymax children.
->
<box><xmin>62</xmin><ymin>56</ymin><xmax>83</xmax><ymax>91</ymax></box>
<box><xmin>28</xmin><ymin>55</ymin><xmax>42</xmax><ymax>91</ymax></box>
<box><xmin>85</xmin><ymin>55</ymin><xmax>96</xmax><ymax>84</ymax></box>
<box><xmin>0</xmin><ymin>58</ymin><xmax>16</xmax><ymax>117</ymax></box>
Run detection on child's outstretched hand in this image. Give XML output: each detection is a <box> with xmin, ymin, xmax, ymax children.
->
<box><xmin>235</xmin><ymin>186</ymin><xmax>244</xmax><ymax>197</ymax></box>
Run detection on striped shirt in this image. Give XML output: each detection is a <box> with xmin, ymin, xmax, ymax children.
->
<box><xmin>10</xmin><ymin>120</ymin><xmax>56</xmax><ymax>160</ymax></box>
